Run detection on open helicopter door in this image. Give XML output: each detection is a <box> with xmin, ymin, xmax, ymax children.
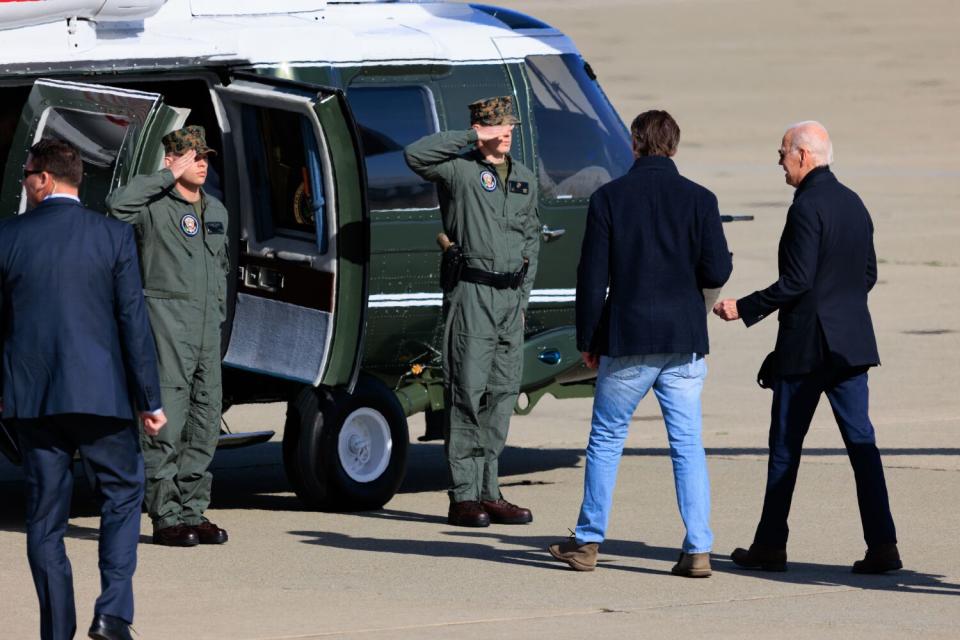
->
<box><xmin>216</xmin><ymin>76</ymin><xmax>368</xmax><ymax>393</ymax></box>
<box><xmin>0</xmin><ymin>78</ymin><xmax>186</xmax><ymax>218</ymax></box>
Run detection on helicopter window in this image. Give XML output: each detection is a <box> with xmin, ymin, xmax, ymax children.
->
<box><xmin>347</xmin><ymin>86</ymin><xmax>439</xmax><ymax>211</ymax></box>
<box><xmin>32</xmin><ymin>107</ymin><xmax>132</xmax><ymax>212</ymax></box>
<box><xmin>240</xmin><ymin>105</ymin><xmax>327</xmax><ymax>251</ymax></box>
<box><xmin>525</xmin><ymin>54</ymin><xmax>633</xmax><ymax>201</ymax></box>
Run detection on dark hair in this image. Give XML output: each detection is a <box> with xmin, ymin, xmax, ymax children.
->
<box><xmin>27</xmin><ymin>138</ymin><xmax>83</xmax><ymax>187</ymax></box>
<box><xmin>630</xmin><ymin>110</ymin><xmax>680</xmax><ymax>157</ymax></box>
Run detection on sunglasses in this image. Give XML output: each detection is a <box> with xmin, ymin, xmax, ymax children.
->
<box><xmin>22</xmin><ymin>168</ymin><xmax>44</xmax><ymax>178</ymax></box>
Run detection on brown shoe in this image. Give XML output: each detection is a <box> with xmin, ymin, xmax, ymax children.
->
<box><xmin>192</xmin><ymin>520</ymin><xmax>228</xmax><ymax>545</ymax></box>
<box><xmin>852</xmin><ymin>543</ymin><xmax>902</xmax><ymax>574</ymax></box>
<box><xmin>671</xmin><ymin>552</ymin><xmax>712</xmax><ymax>578</ymax></box>
<box><xmin>731</xmin><ymin>544</ymin><xmax>787</xmax><ymax>571</ymax></box>
<box><xmin>153</xmin><ymin>523</ymin><xmax>199</xmax><ymax>547</ymax></box>
<box><xmin>548</xmin><ymin>538</ymin><xmax>599</xmax><ymax>571</ymax></box>
<box><xmin>448</xmin><ymin>501</ymin><xmax>491</xmax><ymax>527</ymax></box>
<box><xmin>481</xmin><ymin>498</ymin><xmax>533</xmax><ymax>524</ymax></box>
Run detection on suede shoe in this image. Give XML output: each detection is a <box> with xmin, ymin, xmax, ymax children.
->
<box><xmin>88</xmin><ymin>613</ymin><xmax>133</xmax><ymax>640</ymax></box>
<box><xmin>671</xmin><ymin>552</ymin><xmax>712</xmax><ymax>578</ymax></box>
<box><xmin>153</xmin><ymin>523</ymin><xmax>199</xmax><ymax>547</ymax></box>
<box><xmin>731</xmin><ymin>544</ymin><xmax>787</xmax><ymax>571</ymax></box>
<box><xmin>548</xmin><ymin>538</ymin><xmax>599</xmax><ymax>571</ymax></box>
<box><xmin>192</xmin><ymin>520</ymin><xmax>229</xmax><ymax>545</ymax></box>
<box><xmin>448</xmin><ymin>501</ymin><xmax>491</xmax><ymax>527</ymax></box>
<box><xmin>481</xmin><ymin>498</ymin><xmax>533</xmax><ymax>524</ymax></box>
<box><xmin>852</xmin><ymin>543</ymin><xmax>902</xmax><ymax>574</ymax></box>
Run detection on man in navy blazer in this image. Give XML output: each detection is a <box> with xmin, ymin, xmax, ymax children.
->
<box><xmin>0</xmin><ymin>139</ymin><xmax>167</xmax><ymax>640</ymax></box>
<box><xmin>549</xmin><ymin>111</ymin><xmax>732</xmax><ymax>577</ymax></box>
<box><xmin>714</xmin><ymin>121</ymin><xmax>900</xmax><ymax>574</ymax></box>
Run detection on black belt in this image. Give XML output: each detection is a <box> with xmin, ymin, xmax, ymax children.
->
<box><xmin>461</xmin><ymin>265</ymin><xmax>525</xmax><ymax>290</ymax></box>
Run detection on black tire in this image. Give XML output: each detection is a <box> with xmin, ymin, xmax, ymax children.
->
<box><xmin>283</xmin><ymin>386</ymin><xmax>328</xmax><ymax>498</ymax></box>
<box><xmin>293</xmin><ymin>375</ymin><xmax>408</xmax><ymax>511</ymax></box>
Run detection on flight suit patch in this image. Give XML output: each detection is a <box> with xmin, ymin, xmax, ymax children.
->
<box><xmin>180</xmin><ymin>213</ymin><xmax>200</xmax><ymax>237</ymax></box>
<box><xmin>479</xmin><ymin>170</ymin><xmax>498</xmax><ymax>192</ymax></box>
<box><xmin>508</xmin><ymin>180</ymin><xmax>529</xmax><ymax>195</ymax></box>
<box><xmin>205</xmin><ymin>221</ymin><xmax>225</xmax><ymax>234</ymax></box>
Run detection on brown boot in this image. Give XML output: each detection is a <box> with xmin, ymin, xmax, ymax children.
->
<box><xmin>671</xmin><ymin>552</ymin><xmax>712</xmax><ymax>578</ymax></box>
<box><xmin>192</xmin><ymin>520</ymin><xmax>228</xmax><ymax>545</ymax></box>
<box><xmin>481</xmin><ymin>498</ymin><xmax>533</xmax><ymax>524</ymax></box>
<box><xmin>153</xmin><ymin>523</ymin><xmax>199</xmax><ymax>547</ymax></box>
<box><xmin>448</xmin><ymin>501</ymin><xmax>490</xmax><ymax>527</ymax></box>
<box><xmin>548</xmin><ymin>538</ymin><xmax>599</xmax><ymax>571</ymax></box>
<box><xmin>852</xmin><ymin>543</ymin><xmax>902</xmax><ymax>574</ymax></box>
<box><xmin>731</xmin><ymin>544</ymin><xmax>787</xmax><ymax>571</ymax></box>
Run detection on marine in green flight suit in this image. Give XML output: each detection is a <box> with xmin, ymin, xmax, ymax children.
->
<box><xmin>106</xmin><ymin>126</ymin><xmax>230</xmax><ymax>546</ymax></box>
<box><xmin>405</xmin><ymin>96</ymin><xmax>541</xmax><ymax>527</ymax></box>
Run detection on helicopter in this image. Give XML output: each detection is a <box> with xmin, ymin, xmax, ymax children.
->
<box><xmin>0</xmin><ymin>0</ymin><xmax>747</xmax><ymax>510</ymax></box>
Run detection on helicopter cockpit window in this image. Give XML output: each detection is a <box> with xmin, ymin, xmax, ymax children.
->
<box><xmin>525</xmin><ymin>54</ymin><xmax>633</xmax><ymax>202</ymax></box>
<box><xmin>32</xmin><ymin>107</ymin><xmax>132</xmax><ymax>212</ymax></box>
<box><xmin>240</xmin><ymin>105</ymin><xmax>327</xmax><ymax>251</ymax></box>
<box><xmin>347</xmin><ymin>86</ymin><xmax>439</xmax><ymax>211</ymax></box>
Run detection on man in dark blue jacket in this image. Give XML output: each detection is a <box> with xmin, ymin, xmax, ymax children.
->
<box><xmin>0</xmin><ymin>139</ymin><xmax>167</xmax><ymax>640</ymax></box>
<box><xmin>549</xmin><ymin>111</ymin><xmax>732</xmax><ymax>577</ymax></box>
<box><xmin>714</xmin><ymin>121</ymin><xmax>900</xmax><ymax>574</ymax></box>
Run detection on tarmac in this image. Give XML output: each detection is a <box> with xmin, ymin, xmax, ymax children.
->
<box><xmin>2</xmin><ymin>0</ymin><xmax>959</xmax><ymax>637</ymax></box>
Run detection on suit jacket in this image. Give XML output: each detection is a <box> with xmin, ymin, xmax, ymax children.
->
<box><xmin>737</xmin><ymin>166</ymin><xmax>880</xmax><ymax>376</ymax></box>
<box><xmin>576</xmin><ymin>156</ymin><xmax>732</xmax><ymax>356</ymax></box>
<box><xmin>0</xmin><ymin>197</ymin><xmax>161</xmax><ymax>419</ymax></box>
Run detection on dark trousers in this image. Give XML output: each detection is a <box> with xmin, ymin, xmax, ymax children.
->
<box><xmin>16</xmin><ymin>415</ymin><xmax>144</xmax><ymax>640</ymax></box>
<box><xmin>754</xmin><ymin>366</ymin><xmax>897</xmax><ymax>549</ymax></box>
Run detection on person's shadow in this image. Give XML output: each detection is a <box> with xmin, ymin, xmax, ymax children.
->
<box><xmin>291</xmin><ymin>523</ymin><xmax>960</xmax><ymax>595</ymax></box>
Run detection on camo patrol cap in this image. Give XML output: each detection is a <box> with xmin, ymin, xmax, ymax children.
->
<box><xmin>469</xmin><ymin>95</ymin><xmax>521</xmax><ymax>126</ymax></box>
<box><xmin>162</xmin><ymin>125</ymin><xmax>216</xmax><ymax>156</ymax></box>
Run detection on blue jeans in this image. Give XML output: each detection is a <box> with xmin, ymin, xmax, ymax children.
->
<box><xmin>575</xmin><ymin>353</ymin><xmax>713</xmax><ymax>553</ymax></box>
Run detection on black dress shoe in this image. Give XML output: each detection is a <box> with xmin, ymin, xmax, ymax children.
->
<box><xmin>153</xmin><ymin>523</ymin><xmax>200</xmax><ymax>547</ymax></box>
<box><xmin>731</xmin><ymin>544</ymin><xmax>787</xmax><ymax>571</ymax></box>
<box><xmin>448</xmin><ymin>501</ymin><xmax>490</xmax><ymax>527</ymax></box>
<box><xmin>852</xmin><ymin>543</ymin><xmax>902</xmax><ymax>574</ymax></box>
<box><xmin>88</xmin><ymin>613</ymin><xmax>133</xmax><ymax>640</ymax></box>
<box><xmin>192</xmin><ymin>520</ymin><xmax>229</xmax><ymax>544</ymax></box>
<box><xmin>481</xmin><ymin>498</ymin><xmax>533</xmax><ymax>524</ymax></box>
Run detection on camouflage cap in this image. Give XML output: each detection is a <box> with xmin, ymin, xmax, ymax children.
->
<box><xmin>469</xmin><ymin>95</ymin><xmax>521</xmax><ymax>126</ymax></box>
<box><xmin>162</xmin><ymin>125</ymin><xmax>216</xmax><ymax>156</ymax></box>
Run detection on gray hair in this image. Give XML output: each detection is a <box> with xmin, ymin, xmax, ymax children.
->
<box><xmin>787</xmin><ymin>120</ymin><xmax>834</xmax><ymax>166</ymax></box>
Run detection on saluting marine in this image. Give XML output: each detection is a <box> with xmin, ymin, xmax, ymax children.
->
<box><xmin>405</xmin><ymin>96</ymin><xmax>541</xmax><ymax>527</ymax></box>
<box><xmin>106</xmin><ymin>126</ymin><xmax>231</xmax><ymax>547</ymax></box>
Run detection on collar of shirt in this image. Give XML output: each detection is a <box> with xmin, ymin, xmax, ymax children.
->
<box><xmin>43</xmin><ymin>193</ymin><xmax>81</xmax><ymax>203</ymax></box>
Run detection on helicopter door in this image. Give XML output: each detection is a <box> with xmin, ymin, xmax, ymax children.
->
<box><xmin>216</xmin><ymin>77</ymin><xmax>368</xmax><ymax>391</ymax></box>
<box><xmin>0</xmin><ymin>78</ymin><xmax>183</xmax><ymax>218</ymax></box>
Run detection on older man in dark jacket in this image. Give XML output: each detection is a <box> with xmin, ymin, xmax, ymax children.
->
<box><xmin>549</xmin><ymin>110</ymin><xmax>732</xmax><ymax>577</ymax></box>
<box><xmin>714</xmin><ymin>121</ymin><xmax>900</xmax><ymax>574</ymax></box>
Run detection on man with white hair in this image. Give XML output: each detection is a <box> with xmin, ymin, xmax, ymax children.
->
<box><xmin>714</xmin><ymin>121</ymin><xmax>901</xmax><ymax>574</ymax></box>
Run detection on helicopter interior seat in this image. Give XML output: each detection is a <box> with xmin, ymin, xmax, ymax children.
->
<box><xmin>534</xmin><ymin>108</ymin><xmax>615</xmax><ymax>200</ymax></box>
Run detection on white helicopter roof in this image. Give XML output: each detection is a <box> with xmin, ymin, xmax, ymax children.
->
<box><xmin>0</xmin><ymin>0</ymin><xmax>578</xmax><ymax>74</ymax></box>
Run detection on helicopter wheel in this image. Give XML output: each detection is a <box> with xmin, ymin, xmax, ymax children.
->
<box><xmin>285</xmin><ymin>375</ymin><xmax>408</xmax><ymax>510</ymax></box>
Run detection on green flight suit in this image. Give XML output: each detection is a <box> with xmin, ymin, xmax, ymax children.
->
<box><xmin>405</xmin><ymin>129</ymin><xmax>540</xmax><ymax>503</ymax></box>
<box><xmin>106</xmin><ymin>169</ymin><xmax>229</xmax><ymax>528</ymax></box>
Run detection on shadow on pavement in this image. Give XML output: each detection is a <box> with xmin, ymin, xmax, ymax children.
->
<box><xmin>291</xmin><ymin>526</ymin><xmax>960</xmax><ymax>594</ymax></box>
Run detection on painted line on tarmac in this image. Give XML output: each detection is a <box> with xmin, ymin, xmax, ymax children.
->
<box><xmin>249</xmin><ymin>608</ymin><xmax>623</xmax><ymax>639</ymax></box>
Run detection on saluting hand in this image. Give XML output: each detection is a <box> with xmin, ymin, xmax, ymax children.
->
<box><xmin>713</xmin><ymin>299</ymin><xmax>740</xmax><ymax>321</ymax></box>
<box><xmin>474</xmin><ymin>125</ymin><xmax>514</xmax><ymax>142</ymax></box>
<box><xmin>168</xmin><ymin>149</ymin><xmax>197</xmax><ymax>180</ymax></box>
<box><xmin>140</xmin><ymin>410</ymin><xmax>168</xmax><ymax>436</ymax></box>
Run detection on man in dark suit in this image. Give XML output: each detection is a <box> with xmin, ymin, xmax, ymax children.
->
<box><xmin>549</xmin><ymin>110</ymin><xmax>732</xmax><ymax>577</ymax></box>
<box><xmin>0</xmin><ymin>139</ymin><xmax>167</xmax><ymax>640</ymax></box>
<box><xmin>714</xmin><ymin>121</ymin><xmax>900</xmax><ymax>574</ymax></box>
